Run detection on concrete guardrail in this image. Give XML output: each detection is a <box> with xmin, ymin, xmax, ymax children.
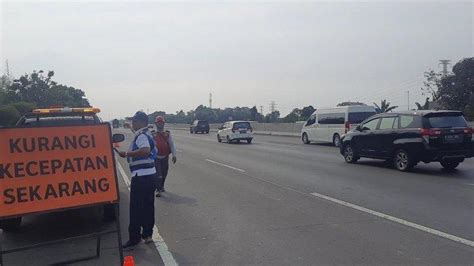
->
<box><xmin>166</xmin><ymin>121</ymin><xmax>474</xmax><ymax>138</ymax></box>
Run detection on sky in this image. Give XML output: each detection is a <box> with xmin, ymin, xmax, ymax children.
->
<box><xmin>1</xmin><ymin>0</ymin><xmax>473</xmax><ymax>120</ymax></box>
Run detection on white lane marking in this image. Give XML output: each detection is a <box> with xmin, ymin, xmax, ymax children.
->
<box><xmin>464</xmin><ymin>183</ymin><xmax>474</xmax><ymax>186</ymax></box>
<box><xmin>176</xmin><ymin>149</ymin><xmax>183</xmax><ymax>153</ymax></box>
<box><xmin>309</xmin><ymin>192</ymin><xmax>474</xmax><ymax>248</ymax></box>
<box><xmin>116</xmin><ymin>160</ymin><xmax>178</xmax><ymax>266</ymax></box>
<box><xmin>205</xmin><ymin>159</ymin><xmax>246</xmax><ymax>173</ymax></box>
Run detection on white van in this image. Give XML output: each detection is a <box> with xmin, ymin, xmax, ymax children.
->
<box><xmin>301</xmin><ymin>106</ymin><xmax>377</xmax><ymax>147</ymax></box>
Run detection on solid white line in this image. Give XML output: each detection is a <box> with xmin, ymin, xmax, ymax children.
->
<box><xmin>309</xmin><ymin>192</ymin><xmax>474</xmax><ymax>248</ymax></box>
<box><xmin>205</xmin><ymin>159</ymin><xmax>246</xmax><ymax>173</ymax></box>
<box><xmin>116</xmin><ymin>159</ymin><xmax>178</xmax><ymax>266</ymax></box>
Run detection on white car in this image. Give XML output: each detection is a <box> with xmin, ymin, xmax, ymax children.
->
<box><xmin>301</xmin><ymin>105</ymin><xmax>377</xmax><ymax>147</ymax></box>
<box><xmin>217</xmin><ymin>121</ymin><xmax>254</xmax><ymax>144</ymax></box>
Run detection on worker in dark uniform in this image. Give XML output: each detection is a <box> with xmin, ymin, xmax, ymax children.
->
<box><xmin>119</xmin><ymin>111</ymin><xmax>158</xmax><ymax>248</ymax></box>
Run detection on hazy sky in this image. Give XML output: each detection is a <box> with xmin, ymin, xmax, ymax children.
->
<box><xmin>1</xmin><ymin>1</ymin><xmax>473</xmax><ymax>120</ymax></box>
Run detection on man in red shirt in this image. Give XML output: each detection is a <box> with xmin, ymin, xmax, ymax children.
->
<box><xmin>153</xmin><ymin>116</ymin><xmax>177</xmax><ymax>197</ymax></box>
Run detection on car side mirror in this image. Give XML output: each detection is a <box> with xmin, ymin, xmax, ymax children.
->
<box><xmin>112</xmin><ymin>133</ymin><xmax>125</xmax><ymax>143</ymax></box>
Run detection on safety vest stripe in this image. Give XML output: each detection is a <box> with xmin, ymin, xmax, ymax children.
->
<box><xmin>129</xmin><ymin>158</ymin><xmax>155</xmax><ymax>166</ymax></box>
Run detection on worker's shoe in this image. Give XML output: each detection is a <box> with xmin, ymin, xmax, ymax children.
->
<box><xmin>143</xmin><ymin>236</ymin><xmax>153</xmax><ymax>243</ymax></box>
<box><xmin>122</xmin><ymin>240</ymin><xmax>140</xmax><ymax>248</ymax></box>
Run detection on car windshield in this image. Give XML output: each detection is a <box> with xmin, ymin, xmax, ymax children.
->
<box><xmin>348</xmin><ymin>112</ymin><xmax>376</xmax><ymax>124</ymax></box>
<box><xmin>427</xmin><ymin>114</ymin><xmax>467</xmax><ymax>128</ymax></box>
<box><xmin>197</xmin><ymin>121</ymin><xmax>208</xmax><ymax>126</ymax></box>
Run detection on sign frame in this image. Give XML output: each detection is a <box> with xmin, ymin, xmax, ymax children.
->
<box><xmin>0</xmin><ymin>123</ymin><xmax>124</xmax><ymax>265</ymax></box>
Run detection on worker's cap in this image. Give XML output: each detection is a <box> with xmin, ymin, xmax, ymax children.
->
<box><xmin>155</xmin><ymin>116</ymin><xmax>165</xmax><ymax>124</ymax></box>
<box><xmin>132</xmin><ymin>111</ymin><xmax>148</xmax><ymax>123</ymax></box>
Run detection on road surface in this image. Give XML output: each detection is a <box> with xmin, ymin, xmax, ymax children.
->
<box><xmin>1</xmin><ymin>128</ymin><xmax>473</xmax><ymax>265</ymax></box>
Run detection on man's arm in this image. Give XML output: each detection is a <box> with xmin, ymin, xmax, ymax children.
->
<box><xmin>167</xmin><ymin>133</ymin><xmax>177</xmax><ymax>163</ymax></box>
<box><xmin>168</xmin><ymin>133</ymin><xmax>177</xmax><ymax>157</ymax></box>
<box><xmin>118</xmin><ymin>134</ymin><xmax>151</xmax><ymax>158</ymax></box>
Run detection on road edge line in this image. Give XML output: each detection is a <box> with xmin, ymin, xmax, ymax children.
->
<box><xmin>117</xmin><ymin>159</ymin><xmax>178</xmax><ymax>266</ymax></box>
<box><xmin>309</xmin><ymin>192</ymin><xmax>474</xmax><ymax>248</ymax></box>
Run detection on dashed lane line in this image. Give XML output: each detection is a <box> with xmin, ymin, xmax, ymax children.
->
<box><xmin>205</xmin><ymin>159</ymin><xmax>246</xmax><ymax>173</ymax></box>
<box><xmin>116</xmin><ymin>160</ymin><xmax>178</xmax><ymax>266</ymax></box>
<box><xmin>309</xmin><ymin>191</ymin><xmax>474</xmax><ymax>248</ymax></box>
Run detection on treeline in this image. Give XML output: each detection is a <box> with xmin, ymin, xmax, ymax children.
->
<box><xmin>0</xmin><ymin>70</ymin><xmax>90</xmax><ymax>126</ymax></box>
<box><xmin>145</xmin><ymin>105</ymin><xmax>316</xmax><ymax>124</ymax></box>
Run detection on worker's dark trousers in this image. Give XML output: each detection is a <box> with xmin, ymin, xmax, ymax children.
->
<box><xmin>154</xmin><ymin>157</ymin><xmax>169</xmax><ymax>191</ymax></box>
<box><xmin>129</xmin><ymin>174</ymin><xmax>156</xmax><ymax>242</ymax></box>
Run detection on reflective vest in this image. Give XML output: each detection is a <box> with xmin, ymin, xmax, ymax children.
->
<box><xmin>128</xmin><ymin>129</ymin><xmax>158</xmax><ymax>173</ymax></box>
<box><xmin>154</xmin><ymin>131</ymin><xmax>171</xmax><ymax>156</ymax></box>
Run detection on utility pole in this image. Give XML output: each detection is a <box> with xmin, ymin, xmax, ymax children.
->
<box><xmin>259</xmin><ymin>105</ymin><xmax>264</xmax><ymax>114</ymax></box>
<box><xmin>209</xmin><ymin>93</ymin><xmax>213</xmax><ymax>108</ymax></box>
<box><xmin>269</xmin><ymin>101</ymin><xmax>277</xmax><ymax>113</ymax></box>
<box><xmin>406</xmin><ymin>91</ymin><xmax>410</xmax><ymax>110</ymax></box>
<box><xmin>438</xmin><ymin>60</ymin><xmax>451</xmax><ymax>76</ymax></box>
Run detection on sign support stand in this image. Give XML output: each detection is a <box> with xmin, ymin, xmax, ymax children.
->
<box><xmin>0</xmin><ymin>203</ymin><xmax>124</xmax><ymax>266</ymax></box>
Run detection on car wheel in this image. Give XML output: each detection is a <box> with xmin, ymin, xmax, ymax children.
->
<box><xmin>226</xmin><ymin>135</ymin><xmax>232</xmax><ymax>144</ymax></box>
<box><xmin>0</xmin><ymin>217</ymin><xmax>22</xmax><ymax>231</ymax></box>
<box><xmin>333</xmin><ymin>134</ymin><xmax>341</xmax><ymax>147</ymax></box>
<box><xmin>217</xmin><ymin>134</ymin><xmax>222</xmax><ymax>143</ymax></box>
<box><xmin>247</xmin><ymin>138</ymin><xmax>252</xmax><ymax>144</ymax></box>
<box><xmin>393</xmin><ymin>149</ymin><xmax>413</xmax><ymax>171</ymax></box>
<box><xmin>343</xmin><ymin>144</ymin><xmax>358</xmax><ymax>163</ymax></box>
<box><xmin>440</xmin><ymin>160</ymin><xmax>460</xmax><ymax>170</ymax></box>
<box><xmin>302</xmin><ymin>133</ymin><xmax>310</xmax><ymax>144</ymax></box>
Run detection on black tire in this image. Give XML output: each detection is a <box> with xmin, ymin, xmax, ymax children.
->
<box><xmin>217</xmin><ymin>134</ymin><xmax>222</xmax><ymax>143</ymax></box>
<box><xmin>343</xmin><ymin>144</ymin><xmax>358</xmax><ymax>163</ymax></box>
<box><xmin>393</xmin><ymin>149</ymin><xmax>414</xmax><ymax>172</ymax></box>
<box><xmin>302</xmin><ymin>133</ymin><xmax>310</xmax><ymax>144</ymax></box>
<box><xmin>333</xmin><ymin>134</ymin><xmax>341</xmax><ymax>147</ymax></box>
<box><xmin>440</xmin><ymin>161</ymin><xmax>460</xmax><ymax>170</ymax></box>
<box><xmin>247</xmin><ymin>139</ymin><xmax>252</xmax><ymax>144</ymax></box>
<box><xmin>0</xmin><ymin>217</ymin><xmax>22</xmax><ymax>231</ymax></box>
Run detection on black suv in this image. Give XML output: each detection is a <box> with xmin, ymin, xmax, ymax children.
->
<box><xmin>190</xmin><ymin>120</ymin><xmax>210</xmax><ymax>134</ymax></box>
<box><xmin>340</xmin><ymin>110</ymin><xmax>473</xmax><ymax>171</ymax></box>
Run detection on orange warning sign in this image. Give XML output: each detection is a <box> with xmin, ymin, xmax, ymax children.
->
<box><xmin>0</xmin><ymin>124</ymin><xmax>119</xmax><ymax>218</ymax></box>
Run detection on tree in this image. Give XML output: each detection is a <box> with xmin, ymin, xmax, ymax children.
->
<box><xmin>374</xmin><ymin>99</ymin><xmax>398</xmax><ymax>113</ymax></box>
<box><xmin>415</xmin><ymin>98</ymin><xmax>430</xmax><ymax>110</ymax></box>
<box><xmin>301</xmin><ymin>106</ymin><xmax>315</xmax><ymax>120</ymax></box>
<box><xmin>337</xmin><ymin>101</ymin><xmax>367</xmax><ymax>107</ymax></box>
<box><xmin>265</xmin><ymin>111</ymin><xmax>280</xmax><ymax>123</ymax></box>
<box><xmin>0</xmin><ymin>105</ymin><xmax>20</xmax><ymax>126</ymax></box>
<box><xmin>7</xmin><ymin>70</ymin><xmax>90</xmax><ymax>108</ymax></box>
<box><xmin>418</xmin><ymin>57</ymin><xmax>474</xmax><ymax>119</ymax></box>
<box><xmin>437</xmin><ymin>58</ymin><xmax>474</xmax><ymax>119</ymax></box>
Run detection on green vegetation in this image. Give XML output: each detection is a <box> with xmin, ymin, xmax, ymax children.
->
<box><xmin>374</xmin><ymin>99</ymin><xmax>398</xmax><ymax>113</ymax></box>
<box><xmin>146</xmin><ymin>105</ymin><xmax>315</xmax><ymax>124</ymax></box>
<box><xmin>416</xmin><ymin>57</ymin><xmax>473</xmax><ymax>120</ymax></box>
<box><xmin>0</xmin><ymin>70</ymin><xmax>90</xmax><ymax>126</ymax></box>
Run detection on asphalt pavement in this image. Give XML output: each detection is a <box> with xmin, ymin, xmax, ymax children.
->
<box><xmin>1</xmin><ymin>128</ymin><xmax>473</xmax><ymax>265</ymax></box>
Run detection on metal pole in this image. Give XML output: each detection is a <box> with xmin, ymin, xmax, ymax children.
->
<box><xmin>406</xmin><ymin>91</ymin><xmax>410</xmax><ymax>110</ymax></box>
<box><xmin>114</xmin><ymin>204</ymin><xmax>124</xmax><ymax>266</ymax></box>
